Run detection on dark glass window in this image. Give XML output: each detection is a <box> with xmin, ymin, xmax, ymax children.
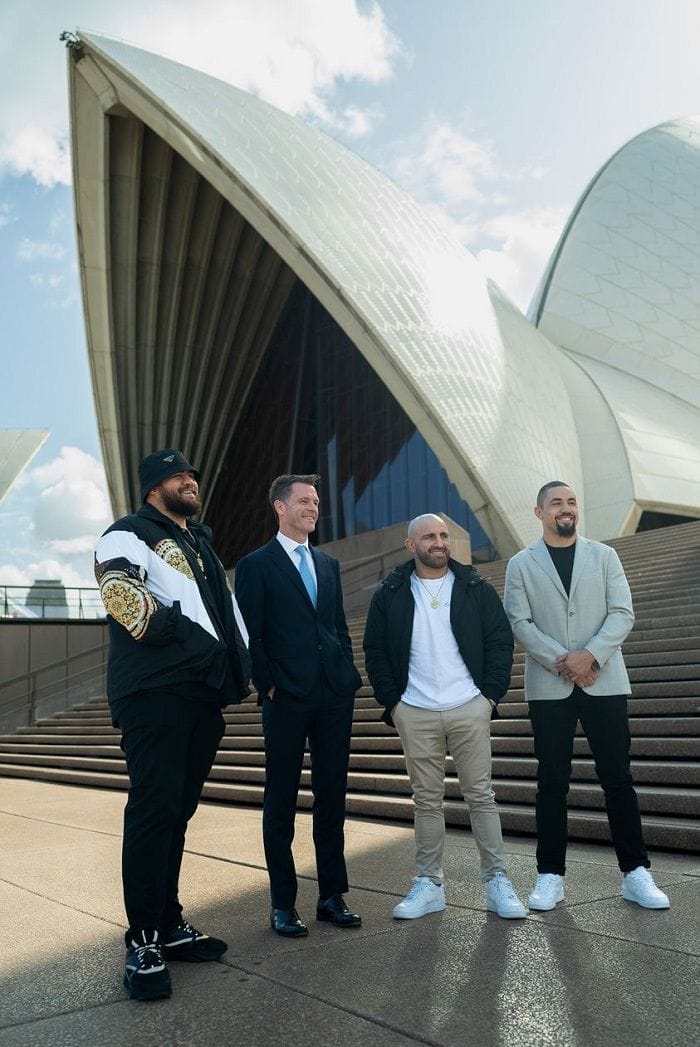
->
<box><xmin>207</xmin><ymin>283</ymin><xmax>498</xmax><ymax>566</ymax></box>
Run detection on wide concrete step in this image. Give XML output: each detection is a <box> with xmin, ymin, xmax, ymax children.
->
<box><xmin>1</xmin><ymin>766</ymin><xmax>696</xmax><ymax>852</ymax></box>
<box><xmin>3</xmin><ymin>519</ymin><xmax>698</xmax><ymax>853</ymax></box>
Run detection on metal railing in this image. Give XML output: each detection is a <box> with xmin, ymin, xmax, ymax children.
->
<box><xmin>1</xmin><ymin>585</ymin><xmax>105</xmax><ymax>620</ymax></box>
<box><xmin>0</xmin><ymin>641</ymin><xmax>109</xmax><ymax>732</ymax></box>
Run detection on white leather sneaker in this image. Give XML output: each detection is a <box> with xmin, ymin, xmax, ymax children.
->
<box><xmin>621</xmin><ymin>867</ymin><xmax>670</xmax><ymax>909</ymax></box>
<box><xmin>485</xmin><ymin>872</ymin><xmax>527</xmax><ymax>918</ymax></box>
<box><xmin>392</xmin><ymin>876</ymin><xmax>446</xmax><ymax>919</ymax></box>
<box><xmin>528</xmin><ymin>873</ymin><xmax>565</xmax><ymax>911</ymax></box>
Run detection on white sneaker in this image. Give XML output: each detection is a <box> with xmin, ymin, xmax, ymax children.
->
<box><xmin>528</xmin><ymin>873</ymin><xmax>565</xmax><ymax>911</ymax></box>
<box><xmin>485</xmin><ymin>871</ymin><xmax>527</xmax><ymax>919</ymax></box>
<box><xmin>392</xmin><ymin>876</ymin><xmax>446</xmax><ymax>919</ymax></box>
<box><xmin>621</xmin><ymin>867</ymin><xmax>670</xmax><ymax>909</ymax></box>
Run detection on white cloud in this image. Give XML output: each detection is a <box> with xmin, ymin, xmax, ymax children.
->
<box><xmin>391</xmin><ymin>120</ymin><xmax>498</xmax><ymax>206</ymax></box>
<box><xmin>0</xmin><ymin>448</ymin><xmax>111</xmax><ymax>588</ymax></box>
<box><xmin>0</xmin><ymin>201</ymin><xmax>17</xmax><ymax>227</ymax></box>
<box><xmin>31</xmin><ymin>446</ymin><xmax>110</xmax><ymax>542</ymax></box>
<box><xmin>2</xmin><ymin>124</ymin><xmax>71</xmax><ymax>188</ymax></box>
<box><xmin>339</xmin><ymin>104</ymin><xmax>382</xmax><ymax>138</ymax></box>
<box><xmin>0</xmin><ymin>0</ymin><xmax>401</xmax><ymax>188</ymax></box>
<box><xmin>17</xmin><ymin>238</ymin><xmax>67</xmax><ymax>262</ymax></box>
<box><xmin>386</xmin><ymin>117</ymin><xmax>569</xmax><ymax>312</ymax></box>
<box><xmin>476</xmin><ymin>206</ymin><xmax>569</xmax><ymax>311</ymax></box>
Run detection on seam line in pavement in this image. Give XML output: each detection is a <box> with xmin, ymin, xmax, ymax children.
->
<box><xmin>0</xmin><ymin>876</ymin><xmax>124</xmax><ymax>930</ymax></box>
<box><xmin>220</xmin><ymin>955</ymin><xmax>442</xmax><ymax>1046</ymax></box>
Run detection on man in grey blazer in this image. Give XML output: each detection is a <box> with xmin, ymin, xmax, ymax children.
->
<box><xmin>504</xmin><ymin>481</ymin><xmax>669</xmax><ymax>911</ymax></box>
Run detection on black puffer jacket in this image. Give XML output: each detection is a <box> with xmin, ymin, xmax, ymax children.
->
<box><xmin>363</xmin><ymin>559</ymin><xmax>513</xmax><ymax>726</ymax></box>
<box><xmin>95</xmin><ymin>504</ymin><xmax>250</xmax><ymax>723</ymax></box>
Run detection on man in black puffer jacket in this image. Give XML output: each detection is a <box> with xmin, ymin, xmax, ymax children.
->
<box><xmin>95</xmin><ymin>448</ymin><xmax>250</xmax><ymax>1001</ymax></box>
<box><xmin>363</xmin><ymin>514</ymin><xmax>525</xmax><ymax>922</ymax></box>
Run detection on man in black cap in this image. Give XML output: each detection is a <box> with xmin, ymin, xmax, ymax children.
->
<box><xmin>95</xmin><ymin>449</ymin><xmax>250</xmax><ymax>1001</ymax></box>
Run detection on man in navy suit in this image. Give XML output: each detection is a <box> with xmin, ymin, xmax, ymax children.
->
<box><xmin>235</xmin><ymin>474</ymin><xmax>363</xmax><ymax>936</ymax></box>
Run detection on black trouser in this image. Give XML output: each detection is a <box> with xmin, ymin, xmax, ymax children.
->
<box><xmin>261</xmin><ymin>683</ymin><xmax>355</xmax><ymax>909</ymax></box>
<box><xmin>119</xmin><ymin>693</ymin><xmax>225</xmax><ymax>931</ymax></box>
<box><xmin>529</xmin><ymin>687</ymin><xmax>649</xmax><ymax>875</ymax></box>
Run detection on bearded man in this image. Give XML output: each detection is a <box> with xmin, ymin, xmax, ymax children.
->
<box><xmin>503</xmin><ymin>481</ymin><xmax>669</xmax><ymax>912</ymax></box>
<box><xmin>95</xmin><ymin>449</ymin><xmax>250</xmax><ymax>1000</ymax></box>
<box><xmin>363</xmin><ymin>514</ymin><xmax>526</xmax><ymax>921</ymax></box>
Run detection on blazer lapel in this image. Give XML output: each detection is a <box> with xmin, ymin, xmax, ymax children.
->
<box><xmin>268</xmin><ymin>537</ymin><xmax>316</xmax><ymax>608</ymax></box>
<box><xmin>529</xmin><ymin>538</ymin><xmax>568</xmax><ymax>600</ymax></box>
<box><xmin>569</xmin><ymin>537</ymin><xmax>593</xmax><ymax>600</ymax></box>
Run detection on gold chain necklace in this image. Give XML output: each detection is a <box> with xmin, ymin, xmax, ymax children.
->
<box><xmin>416</xmin><ymin>573</ymin><xmax>448</xmax><ymax>609</ymax></box>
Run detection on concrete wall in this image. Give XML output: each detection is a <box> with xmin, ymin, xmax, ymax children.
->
<box><xmin>0</xmin><ymin>620</ymin><xmax>108</xmax><ymax>732</ymax></box>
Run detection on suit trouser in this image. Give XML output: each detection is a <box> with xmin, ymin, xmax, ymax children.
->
<box><xmin>261</xmin><ymin>683</ymin><xmax>355</xmax><ymax>908</ymax></box>
<box><xmin>529</xmin><ymin>687</ymin><xmax>649</xmax><ymax>875</ymax></box>
<box><xmin>392</xmin><ymin>697</ymin><xmax>506</xmax><ymax>884</ymax></box>
<box><xmin>119</xmin><ymin>693</ymin><xmax>225</xmax><ymax>931</ymax></box>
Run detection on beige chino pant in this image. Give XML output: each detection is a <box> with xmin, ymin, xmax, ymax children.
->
<box><xmin>393</xmin><ymin>697</ymin><xmax>505</xmax><ymax>884</ymax></box>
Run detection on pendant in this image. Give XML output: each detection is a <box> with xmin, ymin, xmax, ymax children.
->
<box><xmin>430</xmin><ymin>597</ymin><xmax>440</xmax><ymax>609</ymax></box>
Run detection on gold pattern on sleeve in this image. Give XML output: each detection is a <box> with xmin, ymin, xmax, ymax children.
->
<box><xmin>154</xmin><ymin>538</ymin><xmax>198</xmax><ymax>580</ymax></box>
<box><xmin>100</xmin><ymin>571</ymin><xmax>157</xmax><ymax>641</ymax></box>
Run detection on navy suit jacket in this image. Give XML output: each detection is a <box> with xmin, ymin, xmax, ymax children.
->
<box><xmin>235</xmin><ymin>537</ymin><xmax>362</xmax><ymax>701</ymax></box>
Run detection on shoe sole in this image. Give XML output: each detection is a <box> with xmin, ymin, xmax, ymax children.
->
<box><xmin>163</xmin><ymin>943</ymin><xmax>228</xmax><ymax>961</ymax></box>
<box><xmin>486</xmin><ymin>903</ymin><xmax>527</xmax><ymax>919</ymax></box>
<box><xmin>528</xmin><ymin>894</ymin><xmax>565</xmax><ymax>911</ymax></box>
<box><xmin>316</xmin><ymin>915</ymin><xmax>362</xmax><ymax>927</ymax></box>
<box><xmin>123</xmin><ymin>973</ymin><xmax>172</xmax><ymax>1001</ymax></box>
<box><xmin>621</xmin><ymin>892</ymin><xmax>670</xmax><ymax>909</ymax></box>
<box><xmin>392</xmin><ymin>901</ymin><xmax>446</xmax><ymax>920</ymax></box>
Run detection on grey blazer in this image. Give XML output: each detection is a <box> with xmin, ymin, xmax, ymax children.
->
<box><xmin>503</xmin><ymin>536</ymin><xmax>634</xmax><ymax>699</ymax></box>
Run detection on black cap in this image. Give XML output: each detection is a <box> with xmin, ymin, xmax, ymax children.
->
<box><xmin>138</xmin><ymin>448</ymin><xmax>200</xmax><ymax>502</ymax></box>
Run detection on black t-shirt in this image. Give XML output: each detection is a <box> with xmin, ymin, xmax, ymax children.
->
<box><xmin>545</xmin><ymin>541</ymin><xmax>576</xmax><ymax>595</ymax></box>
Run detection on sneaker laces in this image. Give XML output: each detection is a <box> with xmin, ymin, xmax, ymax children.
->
<box><xmin>131</xmin><ymin>930</ymin><xmax>165</xmax><ymax>970</ymax></box>
<box><xmin>405</xmin><ymin>877</ymin><xmax>438</xmax><ymax>902</ymax></box>
<box><xmin>625</xmin><ymin>867</ymin><xmax>654</xmax><ymax>887</ymax></box>
<box><xmin>534</xmin><ymin>873</ymin><xmax>560</xmax><ymax>891</ymax></box>
<box><xmin>491</xmin><ymin>873</ymin><xmax>519</xmax><ymax>902</ymax></box>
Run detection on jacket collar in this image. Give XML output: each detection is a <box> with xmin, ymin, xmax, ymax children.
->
<box><xmin>529</xmin><ymin>536</ymin><xmax>592</xmax><ymax>600</ymax></box>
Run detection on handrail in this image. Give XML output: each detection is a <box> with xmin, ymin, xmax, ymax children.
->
<box><xmin>0</xmin><ymin>640</ymin><xmax>109</xmax><ymax>727</ymax></box>
<box><xmin>1</xmin><ymin>583</ymin><xmax>104</xmax><ymax>620</ymax></box>
<box><xmin>0</xmin><ymin>641</ymin><xmax>109</xmax><ymax>692</ymax></box>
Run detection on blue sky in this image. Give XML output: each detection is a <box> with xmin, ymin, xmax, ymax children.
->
<box><xmin>1</xmin><ymin>0</ymin><xmax>699</xmax><ymax>585</ymax></box>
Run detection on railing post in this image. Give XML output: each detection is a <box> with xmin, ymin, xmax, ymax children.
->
<box><xmin>28</xmin><ymin>673</ymin><xmax>37</xmax><ymax>727</ymax></box>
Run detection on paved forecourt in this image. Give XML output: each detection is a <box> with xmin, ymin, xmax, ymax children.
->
<box><xmin>0</xmin><ymin>778</ymin><xmax>697</xmax><ymax>1047</ymax></box>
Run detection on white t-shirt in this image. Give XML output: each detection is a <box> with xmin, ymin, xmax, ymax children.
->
<box><xmin>401</xmin><ymin>570</ymin><xmax>481</xmax><ymax>711</ymax></box>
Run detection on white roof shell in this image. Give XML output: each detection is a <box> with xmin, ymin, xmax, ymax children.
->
<box><xmin>69</xmin><ymin>34</ymin><xmax>699</xmax><ymax>554</ymax></box>
<box><xmin>0</xmin><ymin>430</ymin><xmax>48</xmax><ymax>505</ymax></box>
<box><xmin>532</xmin><ymin>119</ymin><xmax>700</xmax><ymax>535</ymax></box>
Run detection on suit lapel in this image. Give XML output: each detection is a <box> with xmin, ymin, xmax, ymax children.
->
<box><xmin>569</xmin><ymin>537</ymin><xmax>593</xmax><ymax>600</ymax></box>
<box><xmin>529</xmin><ymin>538</ymin><xmax>568</xmax><ymax>600</ymax></box>
<box><xmin>268</xmin><ymin>537</ymin><xmax>316</xmax><ymax>609</ymax></box>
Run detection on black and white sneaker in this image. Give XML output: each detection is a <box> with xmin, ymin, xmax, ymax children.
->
<box><xmin>160</xmin><ymin>919</ymin><xmax>228</xmax><ymax>962</ymax></box>
<box><xmin>124</xmin><ymin>929</ymin><xmax>172</xmax><ymax>1001</ymax></box>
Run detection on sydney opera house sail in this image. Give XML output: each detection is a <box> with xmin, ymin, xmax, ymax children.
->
<box><xmin>67</xmin><ymin>32</ymin><xmax>699</xmax><ymax>565</ymax></box>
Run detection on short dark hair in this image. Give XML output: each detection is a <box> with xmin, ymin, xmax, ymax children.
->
<box><xmin>536</xmin><ymin>480</ymin><xmax>572</xmax><ymax>507</ymax></box>
<box><xmin>268</xmin><ymin>474</ymin><xmax>321</xmax><ymax>508</ymax></box>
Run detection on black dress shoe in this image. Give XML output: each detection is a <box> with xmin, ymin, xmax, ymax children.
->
<box><xmin>270</xmin><ymin>908</ymin><xmax>309</xmax><ymax>937</ymax></box>
<box><xmin>316</xmin><ymin>895</ymin><xmax>362</xmax><ymax>928</ymax></box>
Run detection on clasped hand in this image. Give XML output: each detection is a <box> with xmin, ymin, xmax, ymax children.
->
<box><xmin>555</xmin><ymin>649</ymin><xmax>599</xmax><ymax>688</ymax></box>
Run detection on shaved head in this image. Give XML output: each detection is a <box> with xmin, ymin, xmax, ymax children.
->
<box><xmin>405</xmin><ymin>514</ymin><xmax>450</xmax><ymax>577</ymax></box>
<box><xmin>407</xmin><ymin>513</ymin><xmax>446</xmax><ymax>539</ymax></box>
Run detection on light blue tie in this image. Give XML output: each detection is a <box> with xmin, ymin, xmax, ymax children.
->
<box><xmin>295</xmin><ymin>544</ymin><xmax>317</xmax><ymax>607</ymax></box>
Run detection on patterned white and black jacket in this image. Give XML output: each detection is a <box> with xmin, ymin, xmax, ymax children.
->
<box><xmin>95</xmin><ymin>504</ymin><xmax>249</xmax><ymax>723</ymax></box>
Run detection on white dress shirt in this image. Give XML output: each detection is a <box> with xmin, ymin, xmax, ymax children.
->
<box><xmin>276</xmin><ymin>531</ymin><xmax>318</xmax><ymax>586</ymax></box>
